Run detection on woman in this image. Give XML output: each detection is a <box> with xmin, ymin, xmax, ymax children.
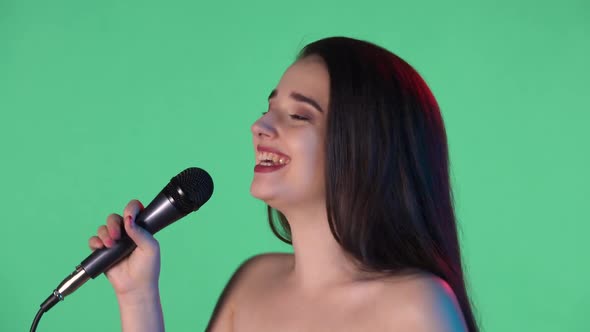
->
<box><xmin>89</xmin><ymin>36</ymin><xmax>478</xmax><ymax>331</ymax></box>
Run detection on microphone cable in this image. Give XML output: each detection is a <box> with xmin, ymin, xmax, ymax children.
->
<box><xmin>30</xmin><ymin>293</ymin><xmax>60</xmax><ymax>332</ymax></box>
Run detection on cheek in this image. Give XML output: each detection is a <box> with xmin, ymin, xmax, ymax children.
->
<box><xmin>292</xmin><ymin>131</ymin><xmax>325</xmax><ymax>180</ymax></box>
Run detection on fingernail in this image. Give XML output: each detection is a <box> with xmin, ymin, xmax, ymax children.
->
<box><xmin>127</xmin><ymin>215</ymin><xmax>134</xmax><ymax>228</ymax></box>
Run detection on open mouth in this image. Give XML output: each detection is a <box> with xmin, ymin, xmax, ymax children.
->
<box><xmin>256</xmin><ymin>151</ymin><xmax>291</xmax><ymax>167</ymax></box>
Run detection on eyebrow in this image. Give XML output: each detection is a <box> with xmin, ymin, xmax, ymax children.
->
<box><xmin>268</xmin><ymin>89</ymin><xmax>324</xmax><ymax>113</ymax></box>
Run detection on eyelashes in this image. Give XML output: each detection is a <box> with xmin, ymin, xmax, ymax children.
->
<box><xmin>260</xmin><ymin>111</ymin><xmax>310</xmax><ymax>122</ymax></box>
<box><xmin>289</xmin><ymin>114</ymin><xmax>310</xmax><ymax>121</ymax></box>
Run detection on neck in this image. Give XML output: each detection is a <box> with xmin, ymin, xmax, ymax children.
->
<box><xmin>280</xmin><ymin>203</ymin><xmax>368</xmax><ymax>292</ymax></box>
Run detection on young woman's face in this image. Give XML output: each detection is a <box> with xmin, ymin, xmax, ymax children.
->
<box><xmin>250</xmin><ymin>56</ymin><xmax>330</xmax><ymax>211</ymax></box>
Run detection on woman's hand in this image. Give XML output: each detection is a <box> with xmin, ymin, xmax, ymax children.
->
<box><xmin>88</xmin><ymin>199</ymin><xmax>161</xmax><ymax>298</ymax></box>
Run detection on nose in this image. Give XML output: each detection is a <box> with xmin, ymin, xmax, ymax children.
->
<box><xmin>251</xmin><ymin>113</ymin><xmax>278</xmax><ymax>139</ymax></box>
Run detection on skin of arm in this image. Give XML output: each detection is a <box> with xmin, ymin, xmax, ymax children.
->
<box><xmin>117</xmin><ymin>287</ymin><xmax>165</xmax><ymax>332</ymax></box>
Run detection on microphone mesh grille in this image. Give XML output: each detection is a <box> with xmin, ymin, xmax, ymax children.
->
<box><xmin>164</xmin><ymin>167</ymin><xmax>214</xmax><ymax>214</ymax></box>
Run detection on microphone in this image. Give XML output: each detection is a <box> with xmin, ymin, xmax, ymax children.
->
<box><xmin>39</xmin><ymin>167</ymin><xmax>214</xmax><ymax>313</ymax></box>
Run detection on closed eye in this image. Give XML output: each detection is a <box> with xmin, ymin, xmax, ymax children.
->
<box><xmin>260</xmin><ymin>111</ymin><xmax>309</xmax><ymax>122</ymax></box>
<box><xmin>289</xmin><ymin>114</ymin><xmax>309</xmax><ymax>121</ymax></box>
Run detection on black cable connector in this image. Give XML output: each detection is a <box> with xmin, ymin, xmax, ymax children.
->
<box><xmin>30</xmin><ymin>292</ymin><xmax>60</xmax><ymax>332</ymax></box>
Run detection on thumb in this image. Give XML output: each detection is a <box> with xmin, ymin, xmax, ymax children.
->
<box><xmin>124</xmin><ymin>211</ymin><xmax>158</xmax><ymax>254</ymax></box>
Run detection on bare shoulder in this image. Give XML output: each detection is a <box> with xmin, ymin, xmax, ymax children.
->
<box><xmin>240</xmin><ymin>252</ymin><xmax>294</xmax><ymax>279</ymax></box>
<box><xmin>206</xmin><ymin>253</ymin><xmax>293</xmax><ymax>331</ymax></box>
<box><xmin>228</xmin><ymin>252</ymin><xmax>293</xmax><ymax>291</ymax></box>
<box><xmin>376</xmin><ymin>272</ymin><xmax>468</xmax><ymax>332</ymax></box>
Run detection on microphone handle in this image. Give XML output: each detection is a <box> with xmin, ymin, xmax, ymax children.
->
<box><xmin>80</xmin><ymin>231</ymin><xmax>136</xmax><ymax>278</ymax></box>
<box><xmin>81</xmin><ymin>191</ymin><xmax>185</xmax><ymax>278</ymax></box>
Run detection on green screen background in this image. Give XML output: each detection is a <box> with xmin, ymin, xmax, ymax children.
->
<box><xmin>1</xmin><ymin>0</ymin><xmax>588</xmax><ymax>331</ymax></box>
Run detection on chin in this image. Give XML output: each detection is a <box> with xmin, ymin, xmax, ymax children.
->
<box><xmin>249</xmin><ymin>186</ymin><xmax>285</xmax><ymax>211</ymax></box>
<box><xmin>250</xmin><ymin>184</ymin><xmax>273</xmax><ymax>202</ymax></box>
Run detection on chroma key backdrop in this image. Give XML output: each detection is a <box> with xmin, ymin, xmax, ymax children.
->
<box><xmin>1</xmin><ymin>0</ymin><xmax>588</xmax><ymax>331</ymax></box>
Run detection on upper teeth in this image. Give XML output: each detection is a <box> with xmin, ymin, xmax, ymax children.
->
<box><xmin>257</xmin><ymin>151</ymin><xmax>290</xmax><ymax>165</ymax></box>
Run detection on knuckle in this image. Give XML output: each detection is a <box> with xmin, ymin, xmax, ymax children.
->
<box><xmin>152</xmin><ymin>238</ymin><xmax>161</xmax><ymax>250</ymax></box>
<box><xmin>125</xmin><ymin>199</ymin><xmax>143</xmax><ymax>215</ymax></box>
<box><xmin>106</xmin><ymin>224</ymin><xmax>120</xmax><ymax>238</ymax></box>
<box><xmin>107</xmin><ymin>218</ymin><xmax>120</xmax><ymax>228</ymax></box>
<box><xmin>88</xmin><ymin>236</ymin><xmax>102</xmax><ymax>248</ymax></box>
<box><xmin>130</xmin><ymin>199</ymin><xmax>144</xmax><ymax>208</ymax></box>
<box><xmin>107</xmin><ymin>213</ymin><xmax>122</xmax><ymax>222</ymax></box>
<box><xmin>97</xmin><ymin>226</ymin><xmax>108</xmax><ymax>238</ymax></box>
<box><xmin>147</xmin><ymin>243</ymin><xmax>160</xmax><ymax>255</ymax></box>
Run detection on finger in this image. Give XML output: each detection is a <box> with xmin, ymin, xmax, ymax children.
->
<box><xmin>97</xmin><ymin>225</ymin><xmax>113</xmax><ymax>247</ymax></box>
<box><xmin>123</xmin><ymin>214</ymin><xmax>159</xmax><ymax>254</ymax></box>
<box><xmin>106</xmin><ymin>214</ymin><xmax>123</xmax><ymax>240</ymax></box>
<box><xmin>88</xmin><ymin>236</ymin><xmax>104</xmax><ymax>250</ymax></box>
<box><xmin>123</xmin><ymin>199</ymin><xmax>144</xmax><ymax>222</ymax></box>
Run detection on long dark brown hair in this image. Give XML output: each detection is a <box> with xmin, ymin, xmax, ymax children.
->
<box><xmin>267</xmin><ymin>36</ymin><xmax>478</xmax><ymax>331</ymax></box>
